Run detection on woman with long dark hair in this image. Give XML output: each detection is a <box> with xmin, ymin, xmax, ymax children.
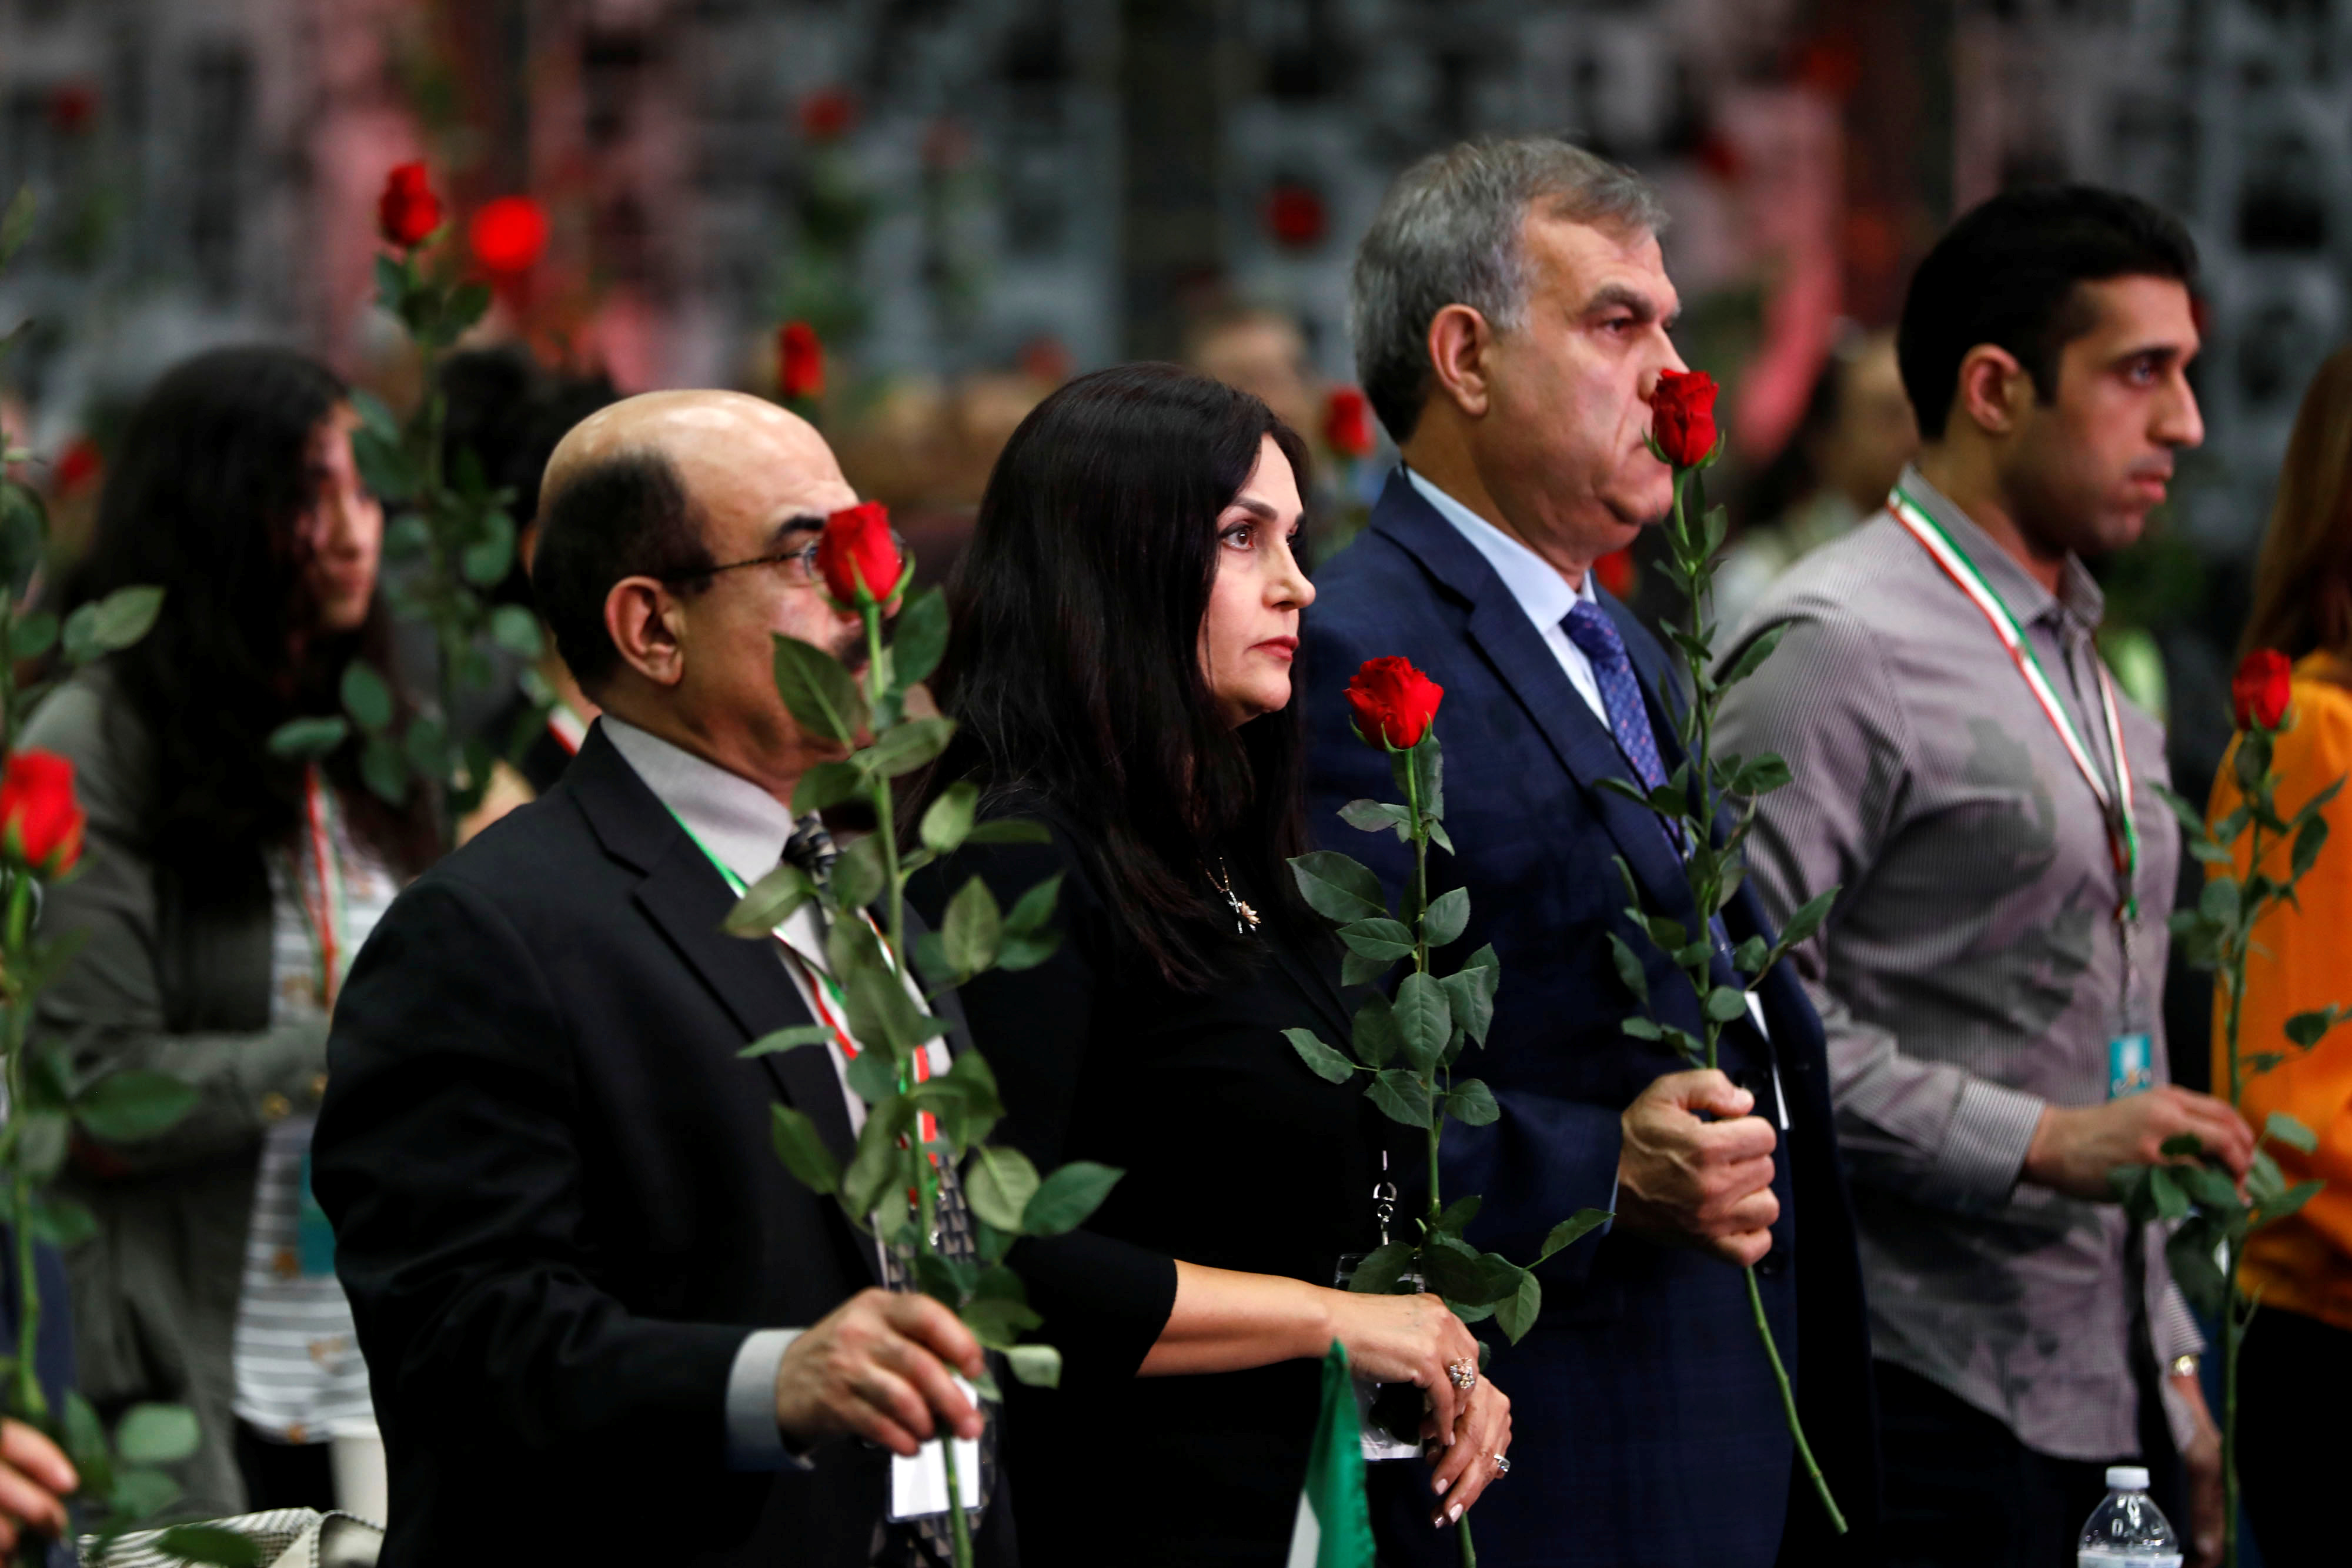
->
<box><xmin>2208</xmin><ymin>344</ymin><xmax>2352</xmax><ymax>1567</ymax></box>
<box><xmin>907</xmin><ymin>364</ymin><xmax>1512</xmax><ymax>1565</ymax></box>
<box><xmin>27</xmin><ymin>346</ymin><xmax>435</xmax><ymax>1516</ymax></box>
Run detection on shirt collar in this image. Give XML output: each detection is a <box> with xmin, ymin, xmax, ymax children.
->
<box><xmin>600</xmin><ymin>715</ymin><xmax>796</xmax><ymax>888</ymax></box>
<box><xmin>1404</xmin><ymin>466</ymin><xmax>1597</xmax><ymax>627</ymax></box>
<box><xmin>1895</xmin><ymin>463</ymin><xmax>2106</xmax><ymax>633</ymax></box>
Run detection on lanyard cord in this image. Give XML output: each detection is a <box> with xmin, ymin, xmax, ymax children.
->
<box><xmin>301</xmin><ymin>766</ymin><xmax>348</xmax><ymax>1008</ymax></box>
<box><xmin>1887</xmin><ymin>487</ymin><xmax>2142</xmax><ymax>921</ymax></box>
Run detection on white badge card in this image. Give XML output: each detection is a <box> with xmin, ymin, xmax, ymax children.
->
<box><xmin>887</xmin><ymin>1376</ymin><xmax>982</xmax><ymax>1521</ymax></box>
<box><xmin>2109</xmin><ymin>1032</ymin><xmax>2153</xmax><ymax>1101</ymax></box>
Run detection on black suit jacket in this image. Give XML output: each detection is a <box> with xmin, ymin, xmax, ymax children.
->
<box><xmin>313</xmin><ymin>725</ymin><xmax>1015</xmax><ymax>1566</ymax></box>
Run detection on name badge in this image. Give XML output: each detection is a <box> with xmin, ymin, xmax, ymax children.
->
<box><xmin>887</xmin><ymin>1376</ymin><xmax>983</xmax><ymax>1521</ymax></box>
<box><xmin>2109</xmin><ymin>1032</ymin><xmax>2153</xmax><ymax>1101</ymax></box>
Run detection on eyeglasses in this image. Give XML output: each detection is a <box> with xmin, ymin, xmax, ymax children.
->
<box><xmin>659</xmin><ymin>528</ymin><xmax>907</xmax><ymax>590</ymax></box>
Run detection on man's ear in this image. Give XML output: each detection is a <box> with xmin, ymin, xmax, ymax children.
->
<box><xmin>1425</xmin><ymin>304</ymin><xmax>1496</xmax><ymax>419</ymax></box>
<box><xmin>604</xmin><ymin>577</ymin><xmax>687</xmax><ymax>688</ymax></box>
<box><xmin>1953</xmin><ymin>345</ymin><xmax>2032</xmax><ymax>437</ymax></box>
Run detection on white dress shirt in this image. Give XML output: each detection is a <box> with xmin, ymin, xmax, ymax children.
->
<box><xmin>603</xmin><ymin>715</ymin><xmax>941</xmax><ymax>1469</ymax></box>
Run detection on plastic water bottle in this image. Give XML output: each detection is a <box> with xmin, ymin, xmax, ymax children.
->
<box><xmin>2078</xmin><ymin>1466</ymin><xmax>2183</xmax><ymax>1567</ymax></box>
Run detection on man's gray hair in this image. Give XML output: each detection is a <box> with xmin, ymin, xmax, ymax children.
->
<box><xmin>1349</xmin><ymin>136</ymin><xmax>1667</xmax><ymax>444</ymax></box>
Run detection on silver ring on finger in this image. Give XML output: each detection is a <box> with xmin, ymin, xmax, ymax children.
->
<box><xmin>1491</xmin><ymin>1452</ymin><xmax>1510</xmax><ymax>1476</ymax></box>
<box><xmin>1446</xmin><ymin>1358</ymin><xmax>1478</xmax><ymax>1393</ymax></box>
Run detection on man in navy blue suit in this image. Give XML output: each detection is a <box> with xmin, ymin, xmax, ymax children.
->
<box><xmin>1301</xmin><ymin>137</ymin><xmax>1877</xmax><ymax>1567</ymax></box>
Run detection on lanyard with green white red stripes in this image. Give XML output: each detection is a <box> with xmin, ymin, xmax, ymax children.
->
<box><xmin>1886</xmin><ymin>486</ymin><xmax>2143</xmax><ymax>922</ymax></box>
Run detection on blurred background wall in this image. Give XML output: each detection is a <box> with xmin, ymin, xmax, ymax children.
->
<box><xmin>0</xmin><ymin>0</ymin><xmax>2340</xmax><ymax>842</ymax></box>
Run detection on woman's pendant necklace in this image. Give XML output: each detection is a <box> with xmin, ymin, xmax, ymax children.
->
<box><xmin>1207</xmin><ymin>855</ymin><xmax>1259</xmax><ymax>936</ymax></box>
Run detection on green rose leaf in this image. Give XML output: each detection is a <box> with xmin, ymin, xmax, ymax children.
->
<box><xmin>771</xmin><ymin>1104</ymin><xmax>844</xmax><ymax>1196</ymax></box>
<box><xmin>115</xmin><ymin>1403</ymin><xmax>202</xmax><ymax>1465</ymax></box>
<box><xmin>73</xmin><ymin>1070</ymin><xmax>198</xmax><ymax>1143</ymax></box>
<box><xmin>8</xmin><ymin>610</ymin><xmax>56</xmax><ymax>659</ymax></box>
<box><xmin>867</xmin><ymin>716</ymin><xmax>957</xmax><ymax>780</ymax></box>
<box><xmin>963</xmin><ymin>819</ymin><xmax>1052</xmax><ymax>846</ymax></box>
<box><xmin>1340</xmin><ymin>950</ymin><xmax>1395</xmax><ymax>988</ymax></box>
<box><xmin>944</xmin><ymin>875</ymin><xmax>1003</xmax><ymax>977</ymax></box>
<box><xmin>2285</xmin><ymin>1007</ymin><xmax>2344</xmax><ymax>1049</ymax></box>
<box><xmin>1366</xmin><ymin>1067</ymin><xmax>1433</xmax><ymax>1129</ymax></box>
<box><xmin>1536</xmin><ymin>1209</ymin><xmax>1611</xmax><ymax>1263</ymax></box>
<box><xmin>1716</xmin><ymin>624</ymin><xmax>1789</xmax><ymax>691</ymax></box>
<box><xmin>1422</xmin><ymin>887</ymin><xmax>1470</xmax><ymax>949</ymax></box>
<box><xmin>109</xmin><ymin>1465</ymin><xmax>183</xmax><ymax>1522</ymax></box>
<box><xmin>1494</xmin><ymin>1268</ymin><xmax>1544</xmax><ymax>1344</ymax></box>
<box><xmin>1337</xmin><ymin>917</ymin><xmax>1416</xmax><ymax>961</ymax></box>
<box><xmin>2166</xmin><ymin>1222</ymin><xmax>2229</xmax><ymax>1319</ymax></box>
<box><xmin>842</xmin><ymin>1096</ymin><xmax>917</xmax><ymax>1222</ymax></box>
<box><xmin>340</xmin><ymin>661</ymin><xmax>395</xmax><ymax>733</ymax></box>
<box><xmin>460</xmin><ymin>514</ymin><xmax>516</xmax><ymax>587</ymax></box>
<box><xmin>739</xmin><ymin>1025</ymin><xmax>834</xmax><ymax>1059</ymax></box>
<box><xmin>14</xmin><ymin>1109</ymin><xmax>68</xmax><ymax>1181</ymax></box>
<box><xmin>1351</xmin><ymin>992</ymin><xmax>1402</xmax><ymax>1068</ymax></box>
<box><xmin>83</xmin><ymin>584</ymin><xmax>166</xmax><ymax>656</ymax></box>
<box><xmin>2264</xmin><ymin>1178</ymin><xmax>2325</xmax><ymax>1225</ymax></box>
<box><xmin>28</xmin><ymin>1194</ymin><xmax>96</xmax><ymax>1248</ymax></box>
<box><xmin>1338</xmin><ymin>798</ymin><xmax>1413</xmax><ymax>838</ymax></box>
<box><xmin>266</xmin><ymin>714</ymin><xmax>351</xmax><ymax>759</ymax></box>
<box><xmin>891</xmin><ymin>587</ymin><xmax>951</xmax><ymax>690</ymax></box>
<box><xmin>1023</xmin><ymin>1159</ymin><xmax>1123</xmax><ymax>1237</ymax></box>
<box><xmin>1608</xmin><ymin>932</ymin><xmax>1651</xmax><ymax>1009</ymax></box>
<box><xmin>790</xmin><ymin>758</ymin><xmax>866</xmax><ymax>817</ymax></box>
<box><xmin>966</xmin><ymin>1145</ymin><xmax>1042</xmax><ymax>1233</ymax></box>
<box><xmin>1007</xmin><ymin>1343</ymin><xmax>1063</xmax><ymax>1388</ymax></box>
<box><xmin>995</xmin><ymin>873</ymin><xmax>1063</xmax><ymax>971</ymax></box>
<box><xmin>921</xmin><ymin>781</ymin><xmax>979</xmax><ymax>855</ymax></box>
<box><xmin>1346</xmin><ymin>1241</ymin><xmax>1417</xmax><ymax>1295</ymax></box>
<box><xmin>360</xmin><ymin>732</ymin><xmax>410</xmax><ymax>805</ymax></box>
<box><xmin>2264</xmin><ymin>1111</ymin><xmax>2320</xmax><ymax>1155</ymax></box>
<box><xmin>490</xmin><ymin>603</ymin><xmax>543</xmax><ymax>658</ymax></box>
<box><xmin>1433</xmin><ymin>1195</ymin><xmax>1484</xmax><ymax>1237</ymax></box>
<box><xmin>150</xmin><ymin>1525</ymin><xmax>263</xmax><ymax>1568</ymax></box>
<box><xmin>830</xmin><ymin>834</ymin><xmax>886</xmax><ymax>915</ymax></box>
<box><xmin>1289</xmin><ymin>851</ymin><xmax>1388</xmax><ymax>924</ymax></box>
<box><xmin>1704</xmin><ymin>985</ymin><xmax>1749</xmax><ymax>1024</ymax></box>
<box><xmin>1437</xmin><ymin>965</ymin><xmax>1496</xmax><ymax>1049</ymax></box>
<box><xmin>1445</xmin><ymin>1078</ymin><xmax>1500</xmax><ymax>1126</ymax></box>
<box><xmin>772</xmin><ymin>633</ymin><xmax>869</xmax><ymax>746</ymax></box>
<box><xmin>1392</xmin><ymin>972</ymin><xmax>1451</xmax><ymax>1072</ymax></box>
<box><xmin>960</xmin><ymin>1296</ymin><xmax>1044</xmax><ymax>1351</ymax></box>
<box><xmin>723</xmin><ymin>862</ymin><xmax>817</xmax><ymax>938</ymax></box>
<box><xmin>1284</xmin><ymin>1027</ymin><xmax>1357</xmax><ymax>1084</ymax></box>
<box><xmin>2146</xmin><ymin>1165</ymin><xmax>2190</xmax><ymax>1221</ymax></box>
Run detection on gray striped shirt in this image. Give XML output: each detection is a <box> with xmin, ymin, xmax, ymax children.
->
<box><xmin>1716</xmin><ymin>466</ymin><xmax>2200</xmax><ymax>1462</ymax></box>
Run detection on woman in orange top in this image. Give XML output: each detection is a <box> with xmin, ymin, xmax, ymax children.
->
<box><xmin>2209</xmin><ymin>343</ymin><xmax>2352</xmax><ymax>1568</ymax></box>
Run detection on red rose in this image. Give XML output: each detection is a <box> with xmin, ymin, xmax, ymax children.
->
<box><xmin>51</xmin><ymin>436</ymin><xmax>102</xmax><ymax>496</ymax></box>
<box><xmin>377</xmin><ymin>162</ymin><xmax>443</xmax><ymax>249</ymax></box>
<box><xmin>799</xmin><ymin>88</ymin><xmax>856</xmax><ymax>143</ymax></box>
<box><xmin>1345</xmin><ymin>656</ymin><xmax>1444</xmax><ymax>751</ymax></box>
<box><xmin>1324</xmin><ymin>387</ymin><xmax>1375</xmax><ymax>459</ymax></box>
<box><xmin>1650</xmin><ymin>368</ymin><xmax>1720</xmax><ymax>469</ymax></box>
<box><xmin>1263</xmin><ymin>184</ymin><xmax>1328</xmax><ymax>250</ymax></box>
<box><xmin>817</xmin><ymin>502</ymin><xmax>902</xmax><ymax>605</ymax></box>
<box><xmin>1593</xmin><ymin>547</ymin><xmax>1636</xmax><ymax>600</ymax></box>
<box><xmin>778</xmin><ymin>320</ymin><xmax>825</xmax><ymax>402</ymax></box>
<box><xmin>2233</xmin><ymin>648</ymin><xmax>2293</xmax><ymax>731</ymax></box>
<box><xmin>469</xmin><ymin>196</ymin><xmax>548</xmax><ymax>275</ymax></box>
<box><xmin>0</xmin><ymin>750</ymin><xmax>85</xmax><ymax>877</ymax></box>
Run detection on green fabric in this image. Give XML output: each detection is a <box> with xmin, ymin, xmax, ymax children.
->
<box><xmin>1302</xmin><ymin>1340</ymin><xmax>1376</xmax><ymax>1568</ymax></box>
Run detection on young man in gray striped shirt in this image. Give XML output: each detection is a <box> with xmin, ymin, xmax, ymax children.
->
<box><xmin>1718</xmin><ymin>187</ymin><xmax>2251</xmax><ymax>1568</ymax></box>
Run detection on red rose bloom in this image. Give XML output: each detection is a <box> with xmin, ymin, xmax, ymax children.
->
<box><xmin>377</xmin><ymin>162</ymin><xmax>443</xmax><ymax>249</ymax></box>
<box><xmin>0</xmin><ymin>750</ymin><xmax>85</xmax><ymax>877</ymax></box>
<box><xmin>778</xmin><ymin>320</ymin><xmax>825</xmax><ymax>402</ymax></box>
<box><xmin>1650</xmin><ymin>368</ymin><xmax>1720</xmax><ymax>469</ymax></box>
<box><xmin>1345</xmin><ymin>656</ymin><xmax>1444</xmax><ymax>751</ymax></box>
<box><xmin>1324</xmin><ymin>387</ymin><xmax>1375</xmax><ymax>459</ymax></box>
<box><xmin>799</xmin><ymin>88</ymin><xmax>856</xmax><ymax>143</ymax></box>
<box><xmin>1263</xmin><ymin>184</ymin><xmax>1329</xmax><ymax>250</ymax></box>
<box><xmin>2233</xmin><ymin>648</ymin><xmax>2293</xmax><ymax>731</ymax></box>
<box><xmin>817</xmin><ymin>502</ymin><xmax>901</xmax><ymax>605</ymax></box>
<box><xmin>469</xmin><ymin>196</ymin><xmax>549</xmax><ymax>275</ymax></box>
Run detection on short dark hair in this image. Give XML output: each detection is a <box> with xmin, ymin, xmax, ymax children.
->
<box><xmin>530</xmin><ymin>449</ymin><xmax>714</xmax><ymax>692</ymax></box>
<box><xmin>1899</xmin><ymin>185</ymin><xmax>2197</xmax><ymax>441</ymax></box>
<box><xmin>916</xmin><ymin>362</ymin><xmax>1312</xmax><ymax>989</ymax></box>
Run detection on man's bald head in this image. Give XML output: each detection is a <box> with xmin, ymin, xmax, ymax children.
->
<box><xmin>532</xmin><ymin>390</ymin><xmax>857</xmax><ymax>695</ymax></box>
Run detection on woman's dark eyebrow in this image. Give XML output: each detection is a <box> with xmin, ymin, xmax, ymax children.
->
<box><xmin>1225</xmin><ymin>498</ymin><xmax>1281</xmax><ymax>521</ymax></box>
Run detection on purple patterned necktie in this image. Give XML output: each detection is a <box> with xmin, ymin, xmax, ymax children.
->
<box><xmin>1563</xmin><ymin>600</ymin><xmax>1670</xmax><ymax>794</ymax></box>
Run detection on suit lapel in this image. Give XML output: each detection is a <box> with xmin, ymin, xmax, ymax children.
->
<box><xmin>1370</xmin><ymin>483</ymin><xmax>1693</xmax><ymax>922</ymax></box>
<box><xmin>568</xmin><ymin>728</ymin><xmax>863</xmax><ymax>1174</ymax></box>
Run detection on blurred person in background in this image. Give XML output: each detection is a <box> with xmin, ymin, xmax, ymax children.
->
<box><xmin>1184</xmin><ymin>303</ymin><xmax>1324</xmax><ymax>444</ymax></box>
<box><xmin>2207</xmin><ymin>342</ymin><xmax>2352</xmax><ymax>1568</ymax></box>
<box><xmin>437</xmin><ymin>349</ymin><xmax>620</xmax><ymax>838</ymax></box>
<box><xmin>1719</xmin><ymin>187</ymin><xmax>2234</xmax><ymax>1568</ymax></box>
<box><xmin>28</xmin><ymin>346</ymin><xmax>437</xmax><ymax>1516</ymax></box>
<box><xmin>1713</xmin><ymin>326</ymin><xmax>1917</xmax><ymax>637</ymax></box>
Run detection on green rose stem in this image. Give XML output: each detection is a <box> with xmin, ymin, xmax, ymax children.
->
<box><xmin>1628</xmin><ymin>453</ymin><xmax>1844</xmax><ymax>1535</ymax></box>
<box><xmin>850</xmin><ymin>566</ymin><xmax>971</xmax><ymax>1568</ymax></box>
<box><xmin>1393</xmin><ymin>747</ymin><xmax>1476</xmax><ymax>1568</ymax></box>
<box><xmin>2144</xmin><ymin>692</ymin><xmax>2346</xmax><ymax>1568</ymax></box>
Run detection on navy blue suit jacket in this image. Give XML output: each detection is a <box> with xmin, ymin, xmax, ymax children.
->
<box><xmin>1301</xmin><ymin>474</ymin><xmax>1877</xmax><ymax>1567</ymax></box>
